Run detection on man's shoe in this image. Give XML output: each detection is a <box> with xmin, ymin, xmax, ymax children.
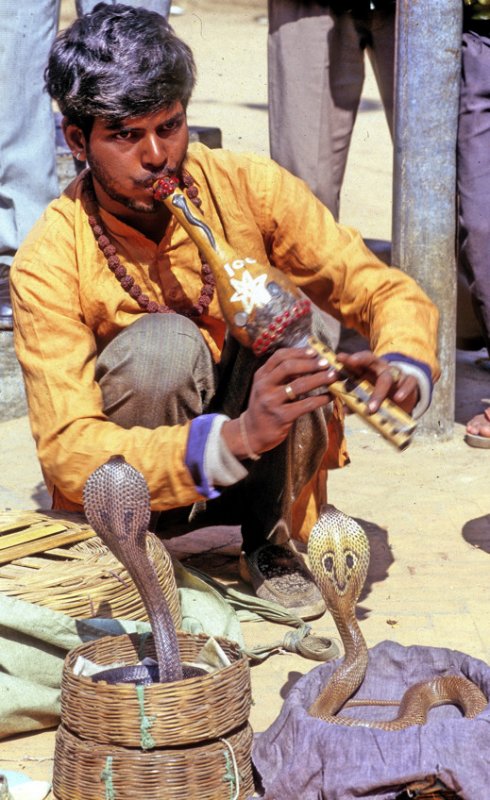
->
<box><xmin>0</xmin><ymin>267</ymin><xmax>13</xmax><ymax>331</ymax></box>
<box><xmin>239</xmin><ymin>538</ymin><xmax>326</xmax><ymax>621</ymax></box>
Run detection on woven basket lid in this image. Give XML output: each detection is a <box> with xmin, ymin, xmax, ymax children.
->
<box><xmin>0</xmin><ymin>510</ymin><xmax>181</xmax><ymax>627</ymax></box>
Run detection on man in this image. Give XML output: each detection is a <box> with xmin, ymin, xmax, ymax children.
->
<box><xmin>11</xmin><ymin>3</ymin><xmax>439</xmax><ymax>620</ymax></box>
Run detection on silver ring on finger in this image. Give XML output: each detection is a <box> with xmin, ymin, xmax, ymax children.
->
<box><xmin>284</xmin><ymin>383</ymin><xmax>297</xmax><ymax>402</ymax></box>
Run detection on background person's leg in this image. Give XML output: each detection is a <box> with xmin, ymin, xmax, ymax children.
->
<box><xmin>268</xmin><ymin>1</ymin><xmax>365</xmax><ymax>219</ymax></box>
<box><xmin>458</xmin><ymin>30</ymin><xmax>490</xmax><ymax>359</ymax></box>
<box><xmin>364</xmin><ymin>5</ymin><xmax>396</xmax><ymax>136</ymax></box>
<box><xmin>0</xmin><ymin>0</ymin><xmax>60</xmax><ymax>328</ymax></box>
<box><xmin>267</xmin><ymin>1</ymin><xmax>365</xmax><ymax>351</ymax></box>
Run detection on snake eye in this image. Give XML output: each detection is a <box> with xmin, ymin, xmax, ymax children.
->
<box><xmin>345</xmin><ymin>552</ymin><xmax>355</xmax><ymax>569</ymax></box>
<box><xmin>323</xmin><ymin>555</ymin><xmax>334</xmax><ymax>572</ymax></box>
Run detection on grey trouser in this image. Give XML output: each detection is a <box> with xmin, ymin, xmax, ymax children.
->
<box><xmin>267</xmin><ymin>1</ymin><xmax>396</xmax><ymax>220</ymax></box>
<box><xmin>95</xmin><ymin>314</ymin><xmax>331</xmax><ymax>552</ymax></box>
<box><xmin>457</xmin><ymin>26</ymin><xmax>490</xmax><ymax>357</ymax></box>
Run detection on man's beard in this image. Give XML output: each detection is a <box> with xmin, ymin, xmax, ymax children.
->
<box><xmin>86</xmin><ymin>152</ymin><xmax>174</xmax><ymax>214</ymax></box>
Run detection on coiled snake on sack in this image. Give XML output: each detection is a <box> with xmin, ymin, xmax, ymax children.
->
<box><xmin>83</xmin><ymin>455</ymin><xmax>203</xmax><ymax>685</ymax></box>
<box><xmin>307</xmin><ymin>505</ymin><xmax>487</xmax><ymax>728</ymax></box>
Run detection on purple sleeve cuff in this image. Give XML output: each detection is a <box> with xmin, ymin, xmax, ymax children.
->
<box><xmin>185</xmin><ymin>414</ymin><xmax>222</xmax><ymax>500</ymax></box>
<box><xmin>382</xmin><ymin>352</ymin><xmax>434</xmax><ymax>403</ymax></box>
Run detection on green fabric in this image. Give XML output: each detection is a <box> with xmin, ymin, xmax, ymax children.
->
<box><xmin>0</xmin><ymin>592</ymin><xmax>152</xmax><ymax>739</ymax></box>
<box><xmin>172</xmin><ymin>559</ymin><xmax>244</xmax><ymax>646</ymax></box>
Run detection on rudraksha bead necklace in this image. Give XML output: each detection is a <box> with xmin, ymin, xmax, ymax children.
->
<box><xmin>83</xmin><ymin>170</ymin><xmax>215</xmax><ymax>317</ymax></box>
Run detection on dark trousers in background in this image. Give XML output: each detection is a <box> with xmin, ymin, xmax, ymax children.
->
<box><xmin>457</xmin><ymin>26</ymin><xmax>490</xmax><ymax>358</ymax></box>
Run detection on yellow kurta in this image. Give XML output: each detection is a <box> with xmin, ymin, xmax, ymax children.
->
<box><xmin>11</xmin><ymin>144</ymin><xmax>439</xmax><ymax>535</ymax></box>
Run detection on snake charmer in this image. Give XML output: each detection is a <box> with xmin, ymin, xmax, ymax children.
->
<box><xmin>10</xmin><ymin>2</ymin><xmax>439</xmax><ymax>620</ymax></box>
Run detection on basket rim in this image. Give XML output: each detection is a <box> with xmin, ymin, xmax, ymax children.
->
<box><xmin>64</xmin><ymin>629</ymin><xmax>247</xmax><ymax>685</ymax></box>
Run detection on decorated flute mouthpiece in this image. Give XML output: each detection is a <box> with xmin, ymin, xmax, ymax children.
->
<box><xmin>153</xmin><ymin>176</ymin><xmax>180</xmax><ymax>200</ymax></box>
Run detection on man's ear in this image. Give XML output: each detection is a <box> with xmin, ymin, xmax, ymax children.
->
<box><xmin>63</xmin><ymin>120</ymin><xmax>88</xmax><ymax>163</ymax></box>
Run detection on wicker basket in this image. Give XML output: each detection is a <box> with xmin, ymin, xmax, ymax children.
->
<box><xmin>60</xmin><ymin>631</ymin><xmax>252</xmax><ymax>747</ymax></box>
<box><xmin>53</xmin><ymin>721</ymin><xmax>254</xmax><ymax>800</ymax></box>
<box><xmin>55</xmin><ymin>631</ymin><xmax>254</xmax><ymax>799</ymax></box>
<box><xmin>0</xmin><ymin>527</ymin><xmax>181</xmax><ymax>628</ymax></box>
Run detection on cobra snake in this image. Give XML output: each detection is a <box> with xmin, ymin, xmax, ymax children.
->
<box><xmin>83</xmin><ymin>456</ymin><xmax>203</xmax><ymax>685</ymax></box>
<box><xmin>307</xmin><ymin>505</ymin><xmax>488</xmax><ymax>728</ymax></box>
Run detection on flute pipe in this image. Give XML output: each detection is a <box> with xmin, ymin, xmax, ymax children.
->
<box><xmin>306</xmin><ymin>336</ymin><xmax>415</xmax><ymax>451</ymax></box>
<box><xmin>156</xmin><ymin>183</ymin><xmax>416</xmax><ymax>450</ymax></box>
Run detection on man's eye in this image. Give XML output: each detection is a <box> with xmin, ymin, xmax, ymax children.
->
<box><xmin>114</xmin><ymin>131</ymin><xmax>133</xmax><ymax>140</ymax></box>
<box><xmin>162</xmin><ymin>118</ymin><xmax>183</xmax><ymax>133</ymax></box>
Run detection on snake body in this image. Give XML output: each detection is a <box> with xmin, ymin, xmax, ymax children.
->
<box><xmin>307</xmin><ymin>505</ymin><xmax>487</xmax><ymax>728</ymax></box>
<box><xmin>83</xmin><ymin>456</ymin><xmax>203</xmax><ymax>685</ymax></box>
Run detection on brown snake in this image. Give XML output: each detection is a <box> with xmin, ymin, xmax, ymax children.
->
<box><xmin>83</xmin><ymin>456</ymin><xmax>202</xmax><ymax>685</ymax></box>
<box><xmin>307</xmin><ymin>505</ymin><xmax>488</xmax><ymax>728</ymax></box>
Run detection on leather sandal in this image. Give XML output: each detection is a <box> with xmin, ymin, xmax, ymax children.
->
<box><xmin>239</xmin><ymin>538</ymin><xmax>326</xmax><ymax>621</ymax></box>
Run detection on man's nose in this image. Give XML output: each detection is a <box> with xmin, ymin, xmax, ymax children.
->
<box><xmin>141</xmin><ymin>134</ymin><xmax>166</xmax><ymax>169</ymax></box>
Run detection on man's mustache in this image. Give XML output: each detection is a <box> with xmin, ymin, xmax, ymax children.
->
<box><xmin>137</xmin><ymin>170</ymin><xmax>178</xmax><ymax>189</ymax></box>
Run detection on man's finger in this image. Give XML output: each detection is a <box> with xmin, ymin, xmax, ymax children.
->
<box><xmin>367</xmin><ymin>367</ymin><xmax>400</xmax><ymax>412</ymax></box>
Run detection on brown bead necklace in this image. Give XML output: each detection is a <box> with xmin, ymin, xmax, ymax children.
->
<box><xmin>83</xmin><ymin>169</ymin><xmax>215</xmax><ymax>317</ymax></box>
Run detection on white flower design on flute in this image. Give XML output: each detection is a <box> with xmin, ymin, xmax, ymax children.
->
<box><xmin>229</xmin><ymin>270</ymin><xmax>271</xmax><ymax>314</ymax></box>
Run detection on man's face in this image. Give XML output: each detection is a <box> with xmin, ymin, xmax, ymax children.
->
<box><xmin>84</xmin><ymin>102</ymin><xmax>189</xmax><ymax>216</ymax></box>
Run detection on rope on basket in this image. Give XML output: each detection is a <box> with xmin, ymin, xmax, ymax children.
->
<box><xmin>100</xmin><ymin>756</ymin><xmax>115</xmax><ymax>800</ymax></box>
<box><xmin>220</xmin><ymin>737</ymin><xmax>240</xmax><ymax>800</ymax></box>
<box><xmin>136</xmin><ymin>684</ymin><xmax>157</xmax><ymax>750</ymax></box>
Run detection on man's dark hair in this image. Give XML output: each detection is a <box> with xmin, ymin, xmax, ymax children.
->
<box><xmin>45</xmin><ymin>3</ymin><xmax>196</xmax><ymax>136</ymax></box>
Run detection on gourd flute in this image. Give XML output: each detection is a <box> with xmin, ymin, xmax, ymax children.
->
<box><xmin>153</xmin><ymin>177</ymin><xmax>416</xmax><ymax>451</ymax></box>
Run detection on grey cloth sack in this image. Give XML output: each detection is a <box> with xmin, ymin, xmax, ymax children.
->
<box><xmin>253</xmin><ymin>639</ymin><xmax>490</xmax><ymax>799</ymax></box>
<box><xmin>0</xmin><ymin>592</ymin><xmax>153</xmax><ymax>739</ymax></box>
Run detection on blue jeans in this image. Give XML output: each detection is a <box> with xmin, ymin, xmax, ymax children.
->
<box><xmin>0</xmin><ymin>0</ymin><xmax>60</xmax><ymax>268</ymax></box>
<box><xmin>0</xmin><ymin>0</ymin><xmax>170</xmax><ymax>268</ymax></box>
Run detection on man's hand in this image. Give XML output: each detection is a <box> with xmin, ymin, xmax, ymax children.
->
<box><xmin>221</xmin><ymin>346</ymin><xmax>331</xmax><ymax>459</ymax></box>
<box><xmin>221</xmin><ymin>346</ymin><xmax>419</xmax><ymax>462</ymax></box>
<box><xmin>334</xmin><ymin>350</ymin><xmax>419</xmax><ymax>415</ymax></box>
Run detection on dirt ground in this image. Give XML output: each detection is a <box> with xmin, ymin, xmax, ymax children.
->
<box><xmin>1</xmin><ymin>1</ymin><xmax>489</xmax><ymax>797</ymax></box>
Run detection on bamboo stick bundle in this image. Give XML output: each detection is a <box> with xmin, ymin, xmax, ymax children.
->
<box><xmin>0</xmin><ymin>509</ymin><xmax>95</xmax><ymax>564</ymax></box>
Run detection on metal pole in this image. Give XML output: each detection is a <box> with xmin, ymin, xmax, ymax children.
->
<box><xmin>392</xmin><ymin>0</ymin><xmax>462</xmax><ymax>438</ymax></box>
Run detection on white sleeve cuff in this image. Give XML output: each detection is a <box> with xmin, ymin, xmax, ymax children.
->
<box><xmin>388</xmin><ymin>360</ymin><xmax>432</xmax><ymax>419</ymax></box>
<box><xmin>203</xmin><ymin>414</ymin><xmax>249</xmax><ymax>488</ymax></box>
